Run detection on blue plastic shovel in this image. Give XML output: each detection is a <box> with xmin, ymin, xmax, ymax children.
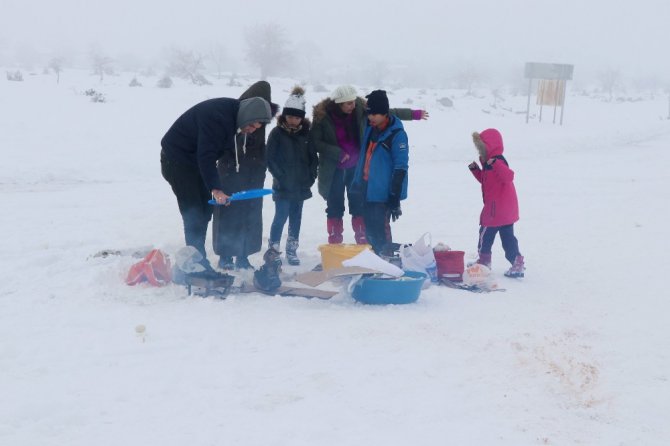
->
<box><xmin>208</xmin><ymin>188</ymin><xmax>273</xmax><ymax>205</ymax></box>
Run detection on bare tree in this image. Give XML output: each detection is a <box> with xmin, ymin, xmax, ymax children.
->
<box><xmin>166</xmin><ymin>48</ymin><xmax>210</xmax><ymax>85</ymax></box>
<box><xmin>597</xmin><ymin>68</ymin><xmax>621</xmax><ymax>102</ymax></box>
<box><xmin>455</xmin><ymin>64</ymin><xmax>483</xmax><ymax>96</ymax></box>
<box><xmin>48</xmin><ymin>57</ymin><xmax>64</xmax><ymax>84</ymax></box>
<box><xmin>208</xmin><ymin>43</ymin><xmax>228</xmax><ymax>79</ymax></box>
<box><xmin>90</xmin><ymin>49</ymin><xmax>114</xmax><ymax>82</ymax></box>
<box><xmin>244</xmin><ymin>23</ymin><xmax>292</xmax><ymax>80</ymax></box>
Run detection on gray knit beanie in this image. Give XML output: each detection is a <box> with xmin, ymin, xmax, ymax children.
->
<box><xmin>237</xmin><ymin>97</ymin><xmax>272</xmax><ymax>130</ymax></box>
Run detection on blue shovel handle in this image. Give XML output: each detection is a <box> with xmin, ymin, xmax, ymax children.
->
<box><xmin>209</xmin><ymin>188</ymin><xmax>273</xmax><ymax>205</ymax></box>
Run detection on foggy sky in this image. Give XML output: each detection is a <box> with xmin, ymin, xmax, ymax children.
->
<box><xmin>2</xmin><ymin>0</ymin><xmax>669</xmax><ymax>85</ymax></box>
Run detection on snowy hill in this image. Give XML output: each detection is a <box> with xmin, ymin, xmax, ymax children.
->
<box><xmin>1</xmin><ymin>70</ymin><xmax>669</xmax><ymax>445</ymax></box>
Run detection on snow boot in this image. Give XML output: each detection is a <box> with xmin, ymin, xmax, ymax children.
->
<box><xmin>352</xmin><ymin>216</ymin><xmax>368</xmax><ymax>244</ymax></box>
<box><xmin>468</xmin><ymin>252</ymin><xmax>492</xmax><ymax>268</ymax></box>
<box><xmin>327</xmin><ymin>218</ymin><xmax>344</xmax><ymax>244</ymax></box>
<box><xmin>286</xmin><ymin>237</ymin><xmax>300</xmax><ymax>266</ymax></box>
<box><xmin>235</xmin><ymin>256</ymin><xmax>255</xmax><ymax>270</ymax></box>
<box><xmin>253</xmin><ymin>247</ymin><xmax>282</xmax><ymax>291</ymax></box>
<box><xmin>218</xmin><ymin>256</ymin><xmax>235</xmax><ymax>271</ymax></box>
<box><xmin>504</xmin><ymin>255</ymin><xmax>525</xmax><ymax>278</ymax></box>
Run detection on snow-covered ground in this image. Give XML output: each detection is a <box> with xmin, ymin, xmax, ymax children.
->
<box><xmin>1</xmin><ymin>70</ymin><xmax>669</xmax><ymax>445</ymax></box>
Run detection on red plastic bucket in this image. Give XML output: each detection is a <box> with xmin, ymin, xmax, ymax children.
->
<box><xmin>434</xmin><ymin>250</ymin><xmax>465</xmax><ymax>282</ymax></box>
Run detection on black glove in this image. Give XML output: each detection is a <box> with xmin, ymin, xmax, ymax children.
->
<box><xmin>389</xmin><ymin>199</ymin><xmax>402</xmax><ymax>222</ymax></box>
<box><xmin>468</xmin><ymin>162</ymin><xmax>480</xmax><ymax>171</ymax></box>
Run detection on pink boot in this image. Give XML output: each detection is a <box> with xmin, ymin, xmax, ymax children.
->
<box><xmin>352</xmin><ymin>216</ymin><xmax>367</xmax><ymax>244</ymax></box>
<box><xmin>468</xmin><ymin>252</ymin><xmax>492</xmax><ymax>268</ymax></box>
<box><xmin>504</xmin><ymin>255</ymin><xmax>525</xmax><ymax>278</ymax></box>
<box><xmin>327</xmin><ymin>218</ymin><xmax>343</xmax><ymax>244</ymax></box>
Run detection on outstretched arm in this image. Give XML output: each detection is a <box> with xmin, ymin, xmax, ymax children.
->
<box><xmin>389</xmin><ymin>108</ymin><xmax>429</xmax><ymax>121</ymax></box>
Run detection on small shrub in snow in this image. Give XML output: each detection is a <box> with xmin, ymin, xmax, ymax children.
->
<box><xmin>437</xmin><ymin>97</ymin><xmax>454</xmax><ymax>107</ymax></box>
<box><xmin>6</xmin><ymin>70</ymin><xmax>23</xmax><ymax>81</ymax></box>
<box><xmin>227</xmin><ymin>73</ymin><xmax>242</xmax><ymax>87</ymax></box>
<box><xmin>129</xmin><ymin>77</ymin><xmax>142</xmax><ymax>87</ymax></box>
<box><xmin>192</xmin><ymin>73</ymin><xmax>212</xmax><ymax>86</ymax></box>
<box><xmin>84</xmin><ymin>89</ymin><xmax>106</xmax><ymax>103</ymax></box>
<box><xmin>157</xmin><ymin>76</ymin><xmax>173</xmax><ymax>88</ymax></box>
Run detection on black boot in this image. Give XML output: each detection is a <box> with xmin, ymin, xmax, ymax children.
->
<box><xmin>217</xmin><ymin>256</ymin><xmax>234</xmax><ymax>270</ymax></box>
<box><xmin>253</xmin><ymin>247</ymin><xmax>282</xmax><ymax>291</ymax></box>
<box><xmin>235</xmin><ymin>256</ymin><xmax>254</xmax><ymax>270</ymax></box>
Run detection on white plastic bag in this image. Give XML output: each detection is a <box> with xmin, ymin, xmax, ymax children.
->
<box><xmin>462</xmin><ymin>263</ymin><xmax>498</xmax><ymax>291</ymax></box>
<box><xmin>175</xmin><ymin>246</ymin><xmax>206</xmax><ymax>273</ymax></box>
<box><xmin>399</xmin><ymin>232</ymin><xmax>438</xmax><ymax>283</ymax></box>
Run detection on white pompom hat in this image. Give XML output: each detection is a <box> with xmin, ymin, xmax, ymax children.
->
<box><xmin>282</xmin><ymin>85</ymin><xmax>306</xmax><ymax>118</ymax></box>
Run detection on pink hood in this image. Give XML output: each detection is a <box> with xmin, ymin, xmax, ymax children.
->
<box><xmin>479</xmin><ymin>128</ymin><xmax>504</xmax><ymax>158</ymax></box>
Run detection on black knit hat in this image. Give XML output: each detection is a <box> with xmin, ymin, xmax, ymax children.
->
<box><xmin>365</xmin><ymin>90</ymin><xmax>389</xmax><ymax>115</ymax></box>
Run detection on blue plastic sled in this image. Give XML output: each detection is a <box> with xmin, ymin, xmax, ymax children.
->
<box><xmin>208</xmin><ymin>188</ymin><xmax>273</xmax><ymax>205</ymax></box>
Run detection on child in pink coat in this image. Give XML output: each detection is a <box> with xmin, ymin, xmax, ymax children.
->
<box><xmin>468</xmin><ymin>128</ymin><xmax>525</xmax><ymax>278</ymax></box>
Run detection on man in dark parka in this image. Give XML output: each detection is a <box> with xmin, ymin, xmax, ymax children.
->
<box><xmin>211</xmin><ymin>81</ymin><xmax>278</xmax><ymax>270</ymax></box>
<box><xmin>161</xmin><ymin>95</ymin><xmax>272</xmax><ymax>270</ymax></box>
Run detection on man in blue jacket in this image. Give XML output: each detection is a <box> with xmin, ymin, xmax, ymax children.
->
<box><xmin>352</xmin><ymin>90</ymin><xmax>409</xmax><ymax>255</ymax></box>
<box><xmin>161</xmin><ymin>96</ymin><xmax>272</xmax><ymax>270</ymax></box>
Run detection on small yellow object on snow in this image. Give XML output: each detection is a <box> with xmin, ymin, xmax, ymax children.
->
<box><xmin>135</xmin><ymin>324</ymin><xmax>146</xmax><ymax>342</ymax></box>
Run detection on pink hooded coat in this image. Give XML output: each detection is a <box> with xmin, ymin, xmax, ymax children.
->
<box><xmin>470</xmin><ymin>128</ymin><xmax>519</xmax><ymax>227</ymax></box>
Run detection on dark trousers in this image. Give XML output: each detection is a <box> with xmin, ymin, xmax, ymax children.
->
<box><xmin>270</xmin><ymin>199</ymin><xmax>304</xmax><ymax>242</ymax></box>
<box><xmin>161</xmin><ymin>154</ymin><xmax>212</xmax><ymax>259</ymax></box>
<box><xmin>478</xmin><ymin>224</ymin><xmax>521</xmax><ymax>264</ymax></box>
<box><xmin>363</xmin><ymin>202</ymin><xmax>391</xmax><ymax>254</ymax></box>
<box><xmin>326</xmin><ymin>167</ymin><xmax>363</xmax><ymax>218</ymax></box>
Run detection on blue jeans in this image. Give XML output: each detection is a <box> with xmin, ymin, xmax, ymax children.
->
<box><xmin>161</xmin><ymin>153</ymin><xmax>211</xmax><ymax>259</ymax></box>
<box><xmin>270</xmin><ymin>199</ymin><xmax>304</xmax><ymax>242</ymax></box>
